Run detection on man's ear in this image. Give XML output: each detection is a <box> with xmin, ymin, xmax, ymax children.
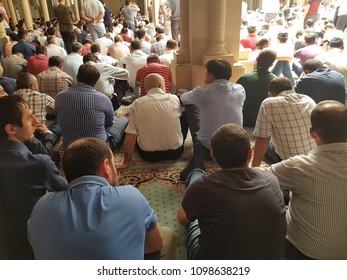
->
<box><xmin>99</xmin><ymin>158</ymin><xmax>111</xmax><ymax>180</ymax></box>
<box><xmin>210</xmin><ymin>150</ymin><xmax>216</xmax><ymax>162</ymax></box>
<box><xmin>4</xmin><ymin>123</ymin><xmax>16</xmax><ymax>136</ymax></box>
<box><xmin>309</xmin><ymin>127</ymin><xmax>317</xmax><ymax>140</ymax></box>
<box><xmin>247</xmin><ymin>148</ymin><xmax>253</xmax><ymax>161</ymax></box>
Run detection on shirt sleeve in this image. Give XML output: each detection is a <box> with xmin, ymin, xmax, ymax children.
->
<box><xmin>44</xmin><ymin>158</ymin><xmax>68</xmax><ymax>191</ymax></box>
<box><xmin>180</xmin><ymin>87</ymin><xmax>201</xmax><ymax>105</ymax></box>
<box><xmin>254</xmin><ymin>101</ymin><xmax>272</xmax><ymax>137</ymax></box>
<box><xmin>268</xmin><ymin>159</ymin><xmax>297</xmax><ymax>191</ymax></box>
<box><xmin>124</xmin><ymin>102</ymin><xmax>138</xmax><ymax>135</ymax></box>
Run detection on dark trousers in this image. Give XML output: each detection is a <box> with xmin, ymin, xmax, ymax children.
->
<box><xmin>138</xmin><ymin>144</ymin><xmax>184</xmax><ymax>162</ymax></box>
<box><xmin>60</xmin><ymin>31</ymin><xmax>74</xmax><ymax>54</ymax></box>
<box><xmin>284</xmin><ymin>239</ymin><xmax>314</xmax><ymax>260</ymax></box>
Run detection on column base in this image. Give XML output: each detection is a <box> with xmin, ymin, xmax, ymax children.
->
<box><xmin>231</xmin><ymin>63</ymin><xmax>245</xmax><ymax>83</ymax></box>
<box><xmin>176</xmin><ymin>51</ymin><xmax>190</xmax><ymax>64</ymax></box>
<box><xmin>202</xmin><ymin>54</ymin><xmax>234</xmax><ymax>66</ymax></box>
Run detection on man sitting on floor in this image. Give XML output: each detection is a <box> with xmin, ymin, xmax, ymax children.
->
<box><xmin>179</xmin><ymin>59</ymin><xmax>245</xmax><ymax>180</ymax></box>
<box><xmin>117</xmin><ymin>73</ymin><xmax>186</xmax><ymax>168</ymax></box>
<box><xmin>28</xmin><ymin>137</ymin><xmax>177</xmax><ymax>260</ymax></box>
<box><xmin>0</xmin><ymin>95</ymin><xmax>67</xmax><ymax>259</ymax></box>
<box><xmin>252</xmin><ymin>77</ymin><xmax>316</xmax><ymax>167</ymax></box>
<box><xmin>55</xmin><ymin>64</ymin><xmax>128</xmax><ymax>150</ymax></box>
<box><xmin>177</xmin><ymin>123</ymin><xmax>287</xmax><ymax>259</ymax></box>
<box><xmin>269</xmin><ymin>100</ymin><xmax>347</xmax><ymax>259</ymax></box>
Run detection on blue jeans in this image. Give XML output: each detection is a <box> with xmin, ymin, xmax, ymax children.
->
<box><xmin>87</xmin><ymin>22</ymin><xmax>106</xmax><ymax>41</ymax></box>
<box><xmin>185</xmin><ymin>168</ymin><xmax>207</xmax><ymax>260</ymax></box>
<box><xmin>106</xmin><ymin>117</ymin><xmax>128</xmax><ymax>149</ymax></box>
<box><xmin>292</xmin><ymin>61</ymin><xmax>303</xmax><ymax>78</ymax></box>
<box><xmin>265</xmin><ymin>140</ymin><xmax>282</xmax><ymax>164</ymax></box>
<box><xmin>271</xmin><ymin>61</ymin><xmax>295</xmax><ymax>86</ymax></box>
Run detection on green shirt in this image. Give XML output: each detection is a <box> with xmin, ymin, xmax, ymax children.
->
<box><xmin>237</xmin><ymin>70</ymin><xmax>276</xmax><ymax>127</ymax></box>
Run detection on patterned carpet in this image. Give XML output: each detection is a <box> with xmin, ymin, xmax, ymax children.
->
<box><xmin>115</xmin><ymin>137</ymin><xmax>219</xmax><ymax>260</ymax></box>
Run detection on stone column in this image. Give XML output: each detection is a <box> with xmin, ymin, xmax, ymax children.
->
<box><xmin>152</xmin><ymin>0</ymin><xmax>160</xmax><ymax>27</ymax></box>
<box><xmin>20</xmin><ymin>0</ymin><xmax>33</xmax><ymax>30</ymax></box>
<box><xmin>39</xmin><ymin>0</ymin><xmax>50</xmax><ymax>23</ymax></box>
<box><xmin>73</xmin><ymin>1</ymin><xmax>80</xmax><ymax>22</ymax></box>
<box><xmin>66</xmin><ymin>0</ymin><xmax>71</xmax><ymax>6</ymax></box>
<box><xmin>176</xmin><ymin>0</ymin><xmax>189</xmax><ymax>63</ymax></box>
<box><xmin>5</xmin><ymin>0</ymin><xmax>17</xmax><ymax>25</ymax></box>
<box><xmin>202</xmin><ymin>0</ymin><xmax>234</xmax><ymax>65</ymax></box>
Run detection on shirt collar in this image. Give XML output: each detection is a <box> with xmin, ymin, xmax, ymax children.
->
<box><xmin>147</xmin><ymin>88</ymin><xmax>166</xmax><ymax>95</ymax></box>
<box><xmin>69</xmin><ymin>175</ymin><xmax>110</xmax><ymax>190</ymax></box>
<box><xmin>277</xmin><ymin>89</ymin><xmax>296</xmax><ymax>96</ymax></box>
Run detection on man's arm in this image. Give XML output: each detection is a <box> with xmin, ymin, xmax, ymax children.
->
<box><xmin>144</xmin><ymin>223</ymin><xmax>164</xmax><ymax>254</ymax></box>
<box><xmin>251</xmin><ymin>136</ymin><xmax>271</xmax><ymax>167</ymax></box>
<box><xmin>116</xmin><ymin>133</ymin><xmax>137</xmax><ymax>169</ymax></box>
<box><xmin>177</xmin><ymin>204</ymin><xmax>190</xmax><ymax>226</ymax></box>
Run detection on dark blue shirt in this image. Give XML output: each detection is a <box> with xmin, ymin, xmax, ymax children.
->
<box><xmin>0</xmin><ymin>140</ymin><xmax>68</xmax><ymax>259</ymax></box>
<box><xmin>55</xmin><ymin>83</ymin><xmax>116</xmax><ymax>148</ymax></box>
<box><xmin>295</xmin><ymin>67</ymin><xmax>346</xmax><ymax>104</ymax></box>
<box><xmin>12</xmin><ymin>40</ymin><xmax>36</xmax><ymax>60</ymax></box>
<box><xmin>0</xmin><ymin>76</ymin><xmax>16</xmax><ymax>95</ymax></box>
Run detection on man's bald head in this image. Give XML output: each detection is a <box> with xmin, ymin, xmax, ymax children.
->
<box><xmin>144</xmin><ymin>73</ymin><xmax>165</xmax><ymax>92</ymax></box>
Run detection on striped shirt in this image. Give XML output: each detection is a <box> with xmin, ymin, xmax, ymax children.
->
<box><xmin>55</xmin><ymin>83</ymin><xmax>115</xmax><ymax>148</ymax></box>
<box><xmin>37</xmin><ymin>67</ymin><xmax>73</xmax><ymax>99</ymax></box>
<box><xmin>14</xmin><ymin>89</ymin><xmax>55</xmax><ymax>124</ymax></box>
<box><xmin>269</xmin><ymin>143</ymin><xmax>347</xmax><ymax>259</ymax></box>
<box><xmin>254</xmin><ymin>90</ymin><xmax>316</xmax><ymax>160</ymax></box>
<box><xmin>135</xmin><ymin>61</ymin><xmax>173</xmax><ymax>96</ymax></box>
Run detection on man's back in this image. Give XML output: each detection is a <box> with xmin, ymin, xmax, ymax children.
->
<box><xmin>180</xmin><ymin>80</ymin><xmax>245</xmax><ymax>150</ymax></box>
<box><xmin>269</xmin><ymin>143</ymin><xmax>347</xmax><ymax>259</ymax></box>
<box><xmin>55</xmin><ymin>83</ymin><xmax>114</xmax><ymax>148</ymax></box>
<box><xmin>12</xmin><ymin>41</ymin><xmax>35</xmax><ymax>60</ymax></box>
<box><xmin>29</xmin><ymin>175</ymin><xmax>158</xmax><ymax>259</ymax></box>
<box><xmin>0</xmin><ymin>140</ymin><xmax>67</xmax><ymax>259</ymax></box>
<box><xmin>295</xmin><ymin>67</ymin><xmax>346</xmax><ymax>104</ymax></box>
<box><xmin>182</xmin><ymin>168</ymin><xmax>287</xmax><ymax>259</ymax></box>
<box><xmin>63</xmin><ymin>53</ymin><xmax>83</xmax><ymax>83</ymax></box>
<box><xmin>120</xmin><ymin>50</ymin><xmax>148</xmax><ymax>88</ymax></box>
<box><xmin>254</xmin><ymin>90</ymin><xmax>316</xmax><ymax>160</ymax></box>
<box><xmin>27</xmin><ymin>54</ymin><xmax>49</xmax><ymax>76</ymax></box>
<box><xmin>237</xmin><ymin>70</ymin><xmax>276</xmax><ymax>127</ymax></box>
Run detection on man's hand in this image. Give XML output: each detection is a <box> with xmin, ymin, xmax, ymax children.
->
<box><xmin>115</xmin><ymin>161</ymin><xmax>130</xmax><ymax>169</ymax></box>
<box><xmin>35</xmin><ymin>123</ymin><xmax>50</xmax><ymax>134</ymax></box>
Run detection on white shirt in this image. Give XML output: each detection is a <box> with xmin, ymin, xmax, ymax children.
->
<box><xmin>120</xmin><ymin>50</ymin><xmax>148</xmax><ymax>87</ymax></box>
<box><xmin>140</xmin><ymin>39</ymin><xmax>152</xmax><ymax>55</ymax></box>
<box><xmin>86</xmin><ymin>61</ymin><xmax>129</xmax><ymax>98</ymax></box>
<box><xmin>95</xmin><ymin>37</ymin><xmax>114</xmax><ymax>55</ymax></box>
<box><xmin>46</xmin><ymin>44</ymin><xmax>67</xmax><ymax>58</ymax></box>
<box><xmin>160</xmin><ymin>50</ymin><xmax>175</xmax><ymax>67</ymax></box>
<box><xmin>63</xmin><ymin>52</ymin><xmax>83</xmax><ymax>83</ymax></box>
<box><xmin>125</xmin><ymin>88</ymin><xmax>183</xmax><ymax>151</ymax></box>
<box><xmin>269</xmin><ymin>142</ymin><xmax>347</xmax><ymax>259</ymax></box>
<box><xmin>80</xmin><ymin>0</ymin><xmax>104</xmax><ymax>21</ymax></box>
<box><xmin>107</xmin><ymin>43</ymin><xmax>130</xmax><ymax>61</ymax></box>
<box><xmin>254</xmin><ymin>90</ymin><xmax>316</xmax><ymax>160</ymax></box>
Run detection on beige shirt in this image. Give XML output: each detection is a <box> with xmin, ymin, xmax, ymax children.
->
<box><xmin>269</xmin><ymin>142</ymin><xmax>347</xmax><ymax>259</ymax></box>
<box><xmin>125</xmin><ymin>88</ymin><xmax>183</xmax><ymax>151</ymax></box>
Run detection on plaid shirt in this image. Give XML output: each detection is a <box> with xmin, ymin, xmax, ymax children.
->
<box><xmin>254</xmin><ymin>90</ymin><xmax>316</xmax><ymax>160</ymax></box>
<box><xmin>14</xmin><ymin>89</ymin><xmax>55</xmax><ymax>124</ymax></box>
<box><xmin>37</xmin><ymin>67</ymin><xmax>73</xmax><ymax>99</ymax></box>
<box><xmin>150</xmin><ymin>41</ymin><xmax>166</xmax><ymax>56</ymax></box>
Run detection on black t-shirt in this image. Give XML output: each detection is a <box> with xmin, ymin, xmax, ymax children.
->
<box><xmin>182</xmin><ymin>168</ymin><xmax>287</xmax><ymax>259</ymax></box>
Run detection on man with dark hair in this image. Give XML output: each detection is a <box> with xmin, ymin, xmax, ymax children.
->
<box><xmin>160</xmin><ymin>39</ymin><xmax>178</xmax><ymax>67</ymax></box>
<box><xmin>28</xmin><ymin>137</ymin><xmax>177</xmax><ymax>260</ymax></box>
<box><xmin>177</xmin><ymin>123</ymin><xmax>287</xmax><ymax>259</ymax></box>
<box><xmin>240</xmin><ymin>25</ymin><xmax>257</xmax><ymax>50</ymax></box>
<box><xmin>117</xmin><ymin>73</ymin><xmax>185</xmax><ymax>167</ymax></box>
<box><xmin>295</xmin><ymin>58</ymin><xmax>346</xmax><ymax>104</ymax></box>
<box><xmin>252</xmin><ymin>77</ymin><xmax>316</xmax><ymax>167</ymax></box>
<box><xmin>37</xmin><ymin>55</ymin><xmax>73</xmax><ymax>99</ymax></box>
<box><xmin>63</xmin><ymin>42</ymin><xmax>83</xmax><ymax>83</ymax></box>
<box><xmin>269</xmin><ymin>100</ymin><xmax>347</xmax><ymax>259</ymax></box>
<box><xmin>55</xmin><ymin>64</ymin><xmax>128</xmax><ymax>150</ymax></box>
<box><xmin>0</xmin><ymin>95</ymin><xmax>68</xmax><ymax>259</ymax></box>
<box><xmin>150</xmin><ymin>34</ymin><xmax>167</xmax><ymax>56</ymax></box>
<box><xmin>27</xmin><ymin>45</ymin><xmax>49</xmax><ymax>76</ymax></box>
<box><xmin>293</xmin><ymin>33</ymin><xmax>323</xmax><ymax>77</ymax></box>
<box><xmin>11</xmin><ymin>29</ymin><xmax>36</xmax><ymax>59</ymax></box>
<box><xmin>135</xmin><ymin>28</ymin><xmax>151</xmax><ymax>54</ymax></box>
<box><xmin>135</xmin><ymin>54</ymin><xmax>173</xmax><ymax>96</ymax></box>
<box><xmin>237</xmin><ymin>49</ymin><xmax>277</xmax><ymax>127</ymax></box>
<box><xmin>83</xmin><ymin>54</ymin><xmax>129</xmax><ymax>110</ymax></box>
<box><xmin>179</xmin><ymin>59</ymin><xmax>245</xmax><ymax>180</ymax></box>
<box><xmin>120</xmin><ymin>39</ymin><xmax>148</xmax><ymax>96</ymax></box>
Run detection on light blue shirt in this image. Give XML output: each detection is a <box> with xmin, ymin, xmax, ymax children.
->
<box><xmin>180</xmin><ymin>79</ymin><xmax>245</xmax><ymax>149</ymax></box>
<box><xmin>28</xmin><ymin>175</ymin><xmax>158</xmax><ymax>259</ymax></box>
